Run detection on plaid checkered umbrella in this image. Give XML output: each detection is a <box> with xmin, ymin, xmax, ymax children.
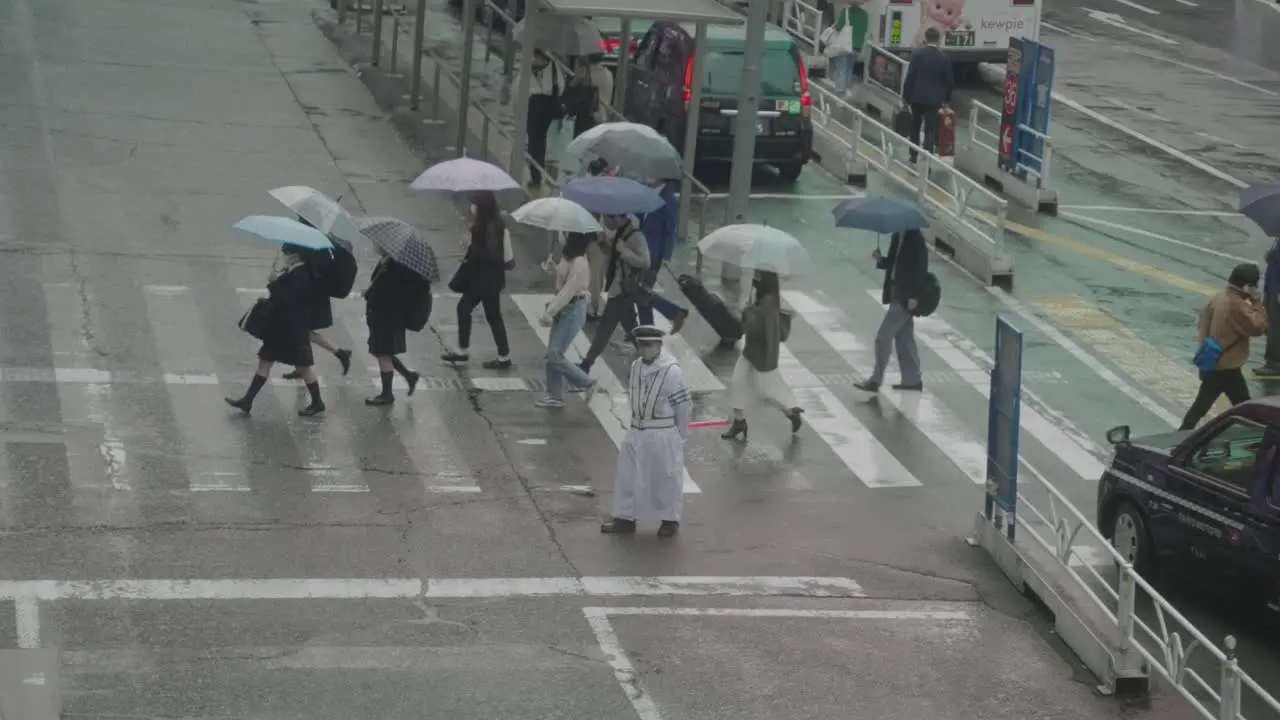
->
<box><xmin>356</xmin><ymin>216</ymin><xmax>440</xmax><ymax>283</ymax></box>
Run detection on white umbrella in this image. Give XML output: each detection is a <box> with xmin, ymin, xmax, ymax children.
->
<box><xmin>697</xmin><ymin>224</ymin><xmax>810</xmax><ymax>277</ymax></box>
<box><xmin>267</xmin><ymin>186</ymin><xmax>361</xmax><ymax>252</ymax></box>
<box><xmin>511</xmin><ymin>197</ymin><xmax>602</xmax><ymax>233</ymax></box>
<box><xmin>411</xmin><ymin>158</ymin><xmax>520</xmax><ymax>192</ymax></box>
<box><xmin>566</xmin><ymin>122</ymin><xmax>682</xmax><ymax>180</ymax></box>
<box><xmin>514</xmin><ymin>17</ymin><xmax>603</xmax><ymax>56</ymax></box>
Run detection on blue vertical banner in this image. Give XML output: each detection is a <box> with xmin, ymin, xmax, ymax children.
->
<box><xmin>1024</xmin><ymin>43</ymin><xmax>1055</xmax><ymax>182</ymax></box>
<box><xmin>997</xmin><ymin>38</ymin><xmax>1023</xmax><ymax>174</ymax></box>
<box><xmin>986</xmin><ymin>317</ymin><xmax>1024</xmax><ymax>542</ymax></box>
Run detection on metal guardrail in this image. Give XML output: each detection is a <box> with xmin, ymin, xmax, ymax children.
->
<box><xmin>776</xmin><ymin>0</ymin><xmax>824</xmax><ymax>64</ymax></box>
<box><xmin>479</xmin><ymin>0</ymin><xmax>715</xmax><ymax>243</ymax></box>
<box><xmin>808</xmin><ymin>85</ymin><xmax>1009</xmax><ymax>256</ymax></box>
<box><xmin>968</xmin><ymin>100</ymin><xmax>1055</xmax><ymax>187</ymax></box>
<box><xmin>1008</xmin><ymin>460</ymin><xmax>1280</xmax><ymax>720</ymax></box>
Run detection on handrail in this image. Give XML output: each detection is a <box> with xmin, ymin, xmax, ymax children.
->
<box><xmin>808</xmin><ymin>81</ymin><xmax>1008</xmax><ymax>254</ymax></box>
<box><xmin>1009</xmin><ymin>457</ymin><xmax>1280</xmax><ymax>719</ymax></box>
<box><xmin>480</xmin><ymin>0</ymin><xmax>715</xmax><ymax>241</ymax></box>
<box><xmin>777</xmin><ymin>0</ymin><xmax>823</xmax><ymax>59</ymax></box>
<box><xmin>968</xmin><ymin>100</ymin><xmax>1055</xmax><ymax>187</ymax></box>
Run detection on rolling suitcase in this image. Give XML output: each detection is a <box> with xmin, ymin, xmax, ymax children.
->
<box><xmin>677</xmin><ymin>274</ymin><xmax>743</xmax><ymax>347</ymax></box>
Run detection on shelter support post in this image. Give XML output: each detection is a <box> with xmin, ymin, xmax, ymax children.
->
<box><xmin>371</xmin><ymin>0</ymin><xmax>384</xmax><ymax>65</ymax></box>
<box><xmin>678</xmin><ymin>22</ymin><xmax>708</xmax><ymax>244</ymax></box>
<box><xmin>614</xmin><ymin>20</ymin><xmax>633</xmax><ymax>109</ymax></box>
<box><xmin>509</xmin><ymin>1</ymin><xmax>539</xmax><ymax>180</ymax></box>
<box><xmin>458</xmin><ymin>0</ymin><xmax>478</xmax><ymax>156</ymax></box>
<box><xmin>409</xmin><ymin>0</ymin><xmax>428</xmax><ymax>110</ymax></box>
<box><xmin>724</xmin><ymin>0</ymin><xmax>768</xmax><ymax>283</ymax></box>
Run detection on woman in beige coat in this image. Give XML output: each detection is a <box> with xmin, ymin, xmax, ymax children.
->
<box><xmin>721</xmin><ymin>270</ymin><xmax>804</xmax><ymax>441</ymax></box>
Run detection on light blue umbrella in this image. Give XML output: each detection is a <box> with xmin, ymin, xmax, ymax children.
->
<box><xmin>233</xmin><ymin>215</ymin><xmax>334</xmax><ymax>251</ymax></box>
<box><xmin>561</xmin><ymin>176</ymin><xmax>663</xmax><ymax>215</ymax></box>
<box><xmin>832</xmin><ymin>197</ymin><xmax>928</xmax><ymax>234</ymax></box>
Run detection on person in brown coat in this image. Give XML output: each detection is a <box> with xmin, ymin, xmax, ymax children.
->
<box><xmin>721</xmin><ymin>270</ymin><xmax>803</xmax><ymax>441</ymax></box>
<box><xmin>1180</xmin><ymin>263</ymin><xmax>1269</xmax><ymax>430</ymax></box>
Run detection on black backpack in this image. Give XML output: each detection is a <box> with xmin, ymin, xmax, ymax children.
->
<box><xmin>405</xmin><ymin>294</ymin><xmax>430</xmax><ymax>332</ymax></box>
<box><xmin>327</xmin><ymin>245</ymin><xmax>358</xmax><ymax>299</ymax></box>
<box><xmin>915</xmin><ymin>272</ymin><xmax>942</xmax><ymax>316</ymax></box>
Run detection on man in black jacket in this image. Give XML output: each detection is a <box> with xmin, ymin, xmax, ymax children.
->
<box><xmin>901</xmin><ymin>27</ymin><xmax>954</xmax><ymax>163</ymax></box>
<box><xmin>856</xmin><ymin>229</ymin><xmax>926</xmax><ymax>393</ymax></box>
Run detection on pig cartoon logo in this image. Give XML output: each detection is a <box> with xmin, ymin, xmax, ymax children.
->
<box><xmin>913</xmin><ymin>0</ymin><xmax>967</xmax><ymax>46</ymax></box>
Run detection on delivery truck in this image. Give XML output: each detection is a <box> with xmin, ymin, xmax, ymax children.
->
<box><xmin>858</xmin><ymin>0</ymin><xmax>1040</xmax><ymax>68</ymax></box>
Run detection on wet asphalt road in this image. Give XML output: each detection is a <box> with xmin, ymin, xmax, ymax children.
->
<box><xmin>0</xmin><ymin>0</ymin><xmax>1200</xmax><ymax>717</ymax></box>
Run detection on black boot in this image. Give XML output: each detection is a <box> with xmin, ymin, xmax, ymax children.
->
<box><xmin>366</xmin><ymin>372</ymin><xmax>395</xmax><ymax>406</ymax></box>
<box><xmin>391</xmin><ymin>356</ymin><xmax>420</xmax><ymax>396</ymax></box>
<box><xmin>720</xmin><ymin>418</ymin><xmax>748</xmax><ymax>441</ymax></box>
<box><xmin>787</xmin><ymin>407</ymin><xmax>804</xmax><ymax>433</ymax></box>
<box><xmin>335</xmin><ymin>348</ymin><xmax>353</xmax><ymax>376</ymax></box>
<box><xmin>600</xmin><ymin>518</ymin><xmax>637</xmax><ymax>534</ymax></box>
<box><xmin>657</xmin><ymin>521</ymin><xmax>679</xmax><ymax>537</ymax></box>
<box><xmin>299</xmin><ymin>381</ymin><xmax>326</xmax><ymax>416</ymax></box>
<box><xmin>225</xmin><ymin>374</ymin><xmax>267</xmax><ymax>414</ymax></box>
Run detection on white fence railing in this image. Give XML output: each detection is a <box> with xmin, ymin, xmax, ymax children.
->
<box><xmin>808</xmin><ymin>85</ymin><xmax>1009</xmax><ymax>257</ymax></box>
<box><xmin>776</xmin><ymin>0</ymin><xmax>824</xmax><ymax>63</ymax></box>
<box><xmin>1002</xmin><ymin>458</ymin><xmax>1280</xmax><ymax>720</ymax></box>
<box><xmin>968</xmin><ymin>100</ymin><xmax>1055</xmax><ymax>187</ymax></box>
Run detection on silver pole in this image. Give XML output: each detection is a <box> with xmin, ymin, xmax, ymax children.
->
<box><xmin>614</xmin><ymin>19</ymin><xmax>632</xmax><ymax>109</ymax></box>
<box><xmin>409</xmin><ymin>0</ymin><xmax>428</xmax><ymax>109</ymax></box>
<box><xmin>508</xmin><ymin>1</ymin><xmax>539</xmax><ymax>179</ymax></box>
<box><xmin>371</xmin><ymin>0</ymin><xmax>384</xmax><ymax>65</ymax></box>
<box><xmin>724</xmin><ymin>0</ymin><xmax>768</xmax><ymax>282</ymax></box>
<box><xmin>677</xmin><ymin>21</ymin><xmax>708</xmax><ymax>243</ymax></box>
<box><xmin>458</xmin><ymin>0</ymin><xmax>478</xmax><ymax>156</ymax></box>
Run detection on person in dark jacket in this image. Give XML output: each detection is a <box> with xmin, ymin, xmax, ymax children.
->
<box><xmin>281</xmin><ymin>217</ymin><xmax>353</xmax><ymax>381</ymax></box>
<box><xmin>720</xmin><ymin>270</ymin><xmax>803</xmax><ymax>441</ymax></box>
<box><xmin>855</xmin><ymin>229</ymin><xmax>927</xmax><ymax>393</ymax></box>
<box><xmin>1256</xmin><ymin>239</ymin><xmax>1280</xmax><ymax>378</ymax></box>
<box><xmin>364</xmin><ymin>247</ymin><xmax>430</xmax><ymax>406</ymax></box>
<box><xmin>443</xmin><ymin>191</ymin><xmax>513</xmax><ymax>369</ymax></box>
<box><xmin>636</xmin><ymin>178</ymin><xmax>689</xmax><ymax>332</ymax></box>
<box><xmin>901</xmin><ymin>27</ymin><xmax>953</xmax><ymax>163</ymax></box>
<box><xmin>226</xmin><ymin>244</ymin><xmax>326</xmax><ymax>416</ymax></box>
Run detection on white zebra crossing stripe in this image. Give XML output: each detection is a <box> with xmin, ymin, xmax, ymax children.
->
<box><xmin>143</xmin><ymin>283</ymin><xmax>252</xmax><ymax>492</ymax></box>
<box><xmin>775</xmin><ymin>343</ymin><xmax>922</xmax><ymax>489</ymax></box>
<box><xmin>785</xmin><ymin>291</ymin><xmax>987</xmax><ymax>485</ymax></box>
<box><xmin>510</xmin><ymin>294</ymin><xmax>701</xmax><ymax>495</ymax></box>
<box><xmin>862</xmin><ymin>290</ymin><xmax>1107</xmax><ymax>481</ymax></box>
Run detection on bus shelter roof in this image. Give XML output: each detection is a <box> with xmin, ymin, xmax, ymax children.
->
<box><xmin>535</xmin><ymin>0</ymin><xmax>744</xmax><ymax>25</ymax></box>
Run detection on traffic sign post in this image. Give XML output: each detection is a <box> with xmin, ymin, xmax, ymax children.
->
<box><xmin>997</xmin><ymin>38</ymin><xmax>1023</xmax><ymax>174</ymax></box>
<box><xmin>985</xmin><ymin>316</ymin><xmax>1023</xmax><ymax>542</ymax></box>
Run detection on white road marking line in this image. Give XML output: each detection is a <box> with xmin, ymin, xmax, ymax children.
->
<box><xmin>583</xmin><ymin>609</ymin><xmax>664</xmax><ymax>720</ymax></box>
<box><xmin>786</xmin><ymin>291</ymin><xmax>985</xmax><ymax>485</ymax></box>
<box><xmin>15</xmin><ymin>597</ymin><xmax>39</xmax><ymax>648</ymax></box>
<box><xmin>1084</xmin><ymin>9</ymin><xmax>1178</xmax><ymax>43</ymax></box>
<box><xmin>1058</xmin><ymin>211</ymin><xmax>1254</xmax><ymax>264</ymax></box>
<box><xmin>1106</xmin><ymin>0</ymin><xmax>1160</xmax><ymax>15</ymax></box>
<box><xmin>649</xmin><ymin>297</ymin><xmax>725</xmax><ymax>392</ymax></box>
<box><xmin>1194</xmin><ymin>130</ymin><xmax>1246</xmax><ymax>149</ymax></box>
<box><xmin>510</xmin><ymin>294</ymin><xmax>701</xmax><ymax>494</ymax></box>
<box><xmin>1057</xmin><ymin>205</ymin><xmax>1242</xmax><ymax>217</ymax></box>
<box><xmin>1053</xmin><ymin>90</ymin><xmax>1245</xmax><ymax>189</ymax></box>
<box><xmin>702</xmin><ymin>193</ymin><xmax>861</xmax><ymax>200</ymax></box>
<box><xmin>777</xmin><ymin>338</ymin><xmax>922</xmax><ymax>488</ymax></box>
<box><xmin>1248</xmin><ymin>0</ymin><xmax>1280</xmax><ymax>14</ymax></box>
<box><xmin>864</xmin><ymin>291</ymin><xmax>1107</xmax><ymax>479</ymax></box>
<box><xmin>1171</xmin><ymin>0</ymin><xmax>1197</xmax><ymax>6</ymax></box>
<box><xmin>982</xmin><ymin>289</ymin><xmax>1182</xmax><ymax>428</ymax></box>
<box><xmin>234</xmin><ymin>288</ymin><xmax>367</xmax><ymax>493</ymax></box>
<box><xmin>0</xmin><ymin>576</ymin><xmax>865</xmax><ymax>601</ymax></box>
<box><xmin>594</xmin><ymin>606</ymin><xmax>975</xmax><ymax>619</ymax></box>
<box><xmin>1098</xmin><ymin>95</ymin><xmax>1171</xmax><ymax>122</ymax></box>
<box><xmin>42</xmin><ymin>280</ymin><xmax>132</xmax><ymax>497</ymax></box>
<box><xmin>144</xmin><ymin>284</ymin><xmax>250</xmax><ymax>493</ymax></box>
<box><xmin>1127</xmin><ymin>47</ymin><xmax>1278</xmax><ymax>98</ymax></box>
<box><xmin>1041</xmin><ymin>20</ymin><xmax>1094</xmax><ymax>38</ymax></box>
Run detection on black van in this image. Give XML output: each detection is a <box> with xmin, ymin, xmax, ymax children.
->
<box><xmin>621</xmin><ymin>22</ymin><xmax>813</xmax><ymax>182</ymax></box>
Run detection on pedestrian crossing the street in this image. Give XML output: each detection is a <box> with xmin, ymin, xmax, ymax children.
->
<box><xmin>0</xmin><ymin>259</ymin><xmax>1122</xmax><ymax>528</ymax></box>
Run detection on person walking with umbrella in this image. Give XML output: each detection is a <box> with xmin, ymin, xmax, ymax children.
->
<box><xmin>536</xmin><ymin>232</ymin><xmax>598</xmax><ymax>407</ymax></box>
<box><xmin>444</xmin><ymin>191</ymin><xmax>515</xmax><ymax>369</ymax></box>
<box><xmin>357</xmin><ymin>217</ymin><xmax>441</xmax><ymax>405</ymax></box>
<box><xmin>225</xmin><ymin>216</ymin><xmax>333</xmax><ymax>417</ymax></box>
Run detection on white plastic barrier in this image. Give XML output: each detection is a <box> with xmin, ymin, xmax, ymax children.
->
<box><xmin>971</xmin><ymin>461</ymin><xmax>1280</xmax><ymax>717</ymax></box>
<box><xmin>808</xmin><ymin>84</ymin><xmax>1013</xmax><ymax>286</ymax></box>
<box><xmin>853</xmin><ymin>44</ymin><xmax>909</xmax><ymax>121</ymax></box>
<box><xmin>956</xmin><ymin>99</ymin><xmax>1058</xmax><ymax>213</ymax></box>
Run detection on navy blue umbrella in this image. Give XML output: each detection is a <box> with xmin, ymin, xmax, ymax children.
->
<box><xmin>832</xmin><ymin>197</ymin><xmax>928</xmax><ymax>234</ymax></box>
<box><xmin>1240</xmin><ymin>184</ymin><xmax>1280</xmax><ymax>236</ymax></box>
<box><xmin>561</xmin><ymin>176</ymin><xmax>663</xmax><ymax>215</ymax></box>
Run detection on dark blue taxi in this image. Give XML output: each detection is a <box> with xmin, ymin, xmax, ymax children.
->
<box><xmin>1098</xmin><ymin>398</ymin><xmax>1280</xmax><ymax>613</ymax></box>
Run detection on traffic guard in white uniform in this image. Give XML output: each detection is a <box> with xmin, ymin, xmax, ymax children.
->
<box><xmin>601</xmin><ymin>325</ymin><xmax>692</xmax><ymax>537</ymax></box>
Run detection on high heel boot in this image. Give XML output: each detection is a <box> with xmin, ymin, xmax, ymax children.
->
<box><xmin>720</xmin><ymin>418</ymin><xmax>748</xmax><ymax>441</ymax></box>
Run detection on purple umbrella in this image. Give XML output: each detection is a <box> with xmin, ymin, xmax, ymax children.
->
<box><xmin>1240</xmin><ymin>183</ymin><xmax>1280</xmax><ymax>236</ymax></box>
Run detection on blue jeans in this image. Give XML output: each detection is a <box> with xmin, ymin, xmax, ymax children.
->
<box><xmin>637</xmin><ymin>292</ymin><xmax>682</xmax><ymax>326</ymax></box>
<box><xmin>830</xmin><ymin>53</ymin><xmax>856</xmax><ymax>93</ymax></box>
<box><xmin>546</xmin><ymin>299</ymin><xmax>592</xmax><ymax>400</ymax></box>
